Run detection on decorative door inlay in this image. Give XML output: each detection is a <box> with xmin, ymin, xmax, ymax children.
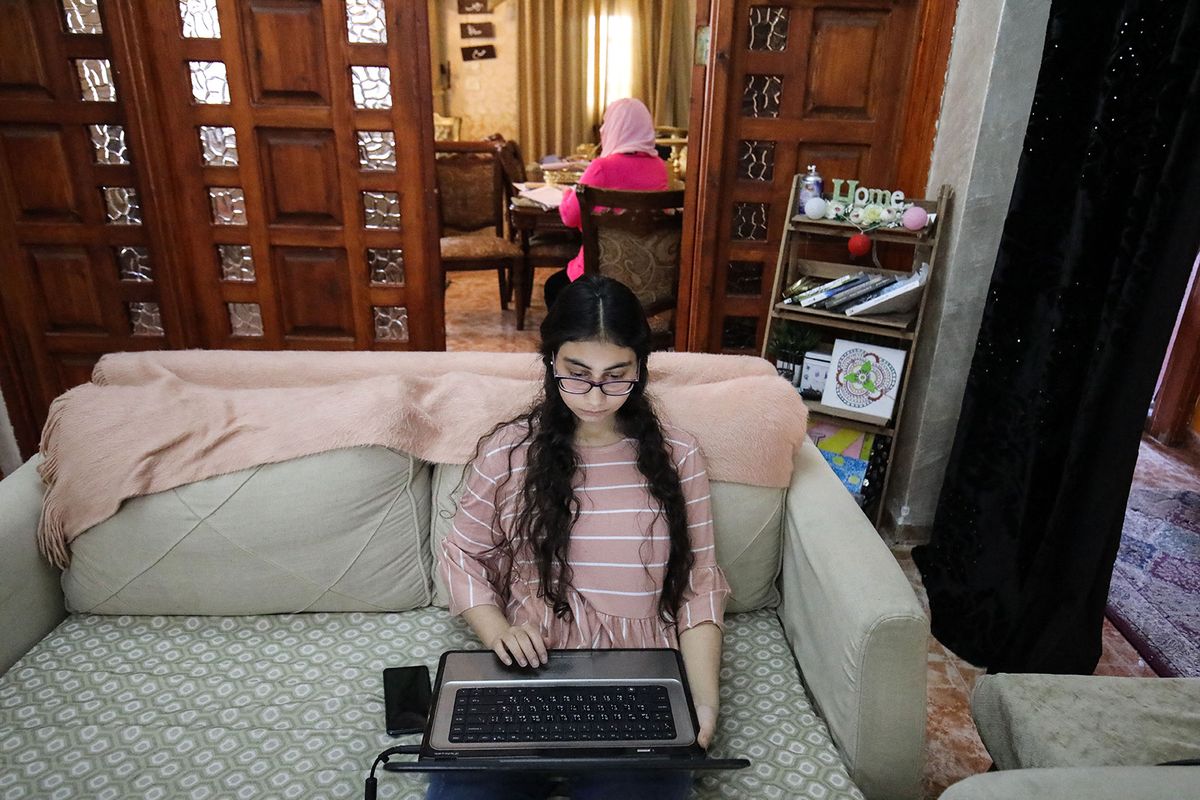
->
<box><xmin>217</xmin><ymin>245</ymin><xmax>255</xmax><ymax>282</ymax></box>
<box><xmin>88</xmin><ymin>124</ymin><xmax>128</xmax><ymax>164</ymax></box>
<box><xmin>741</xmin><ymin>75</ymin><xmax>782</xmax><ymax>118</ymax></box>
<box><xmin>350</xmin><ymin>66</ymin><xmax>392</xmax><ymax>108</ymax></box>
<box><xmin>129</xmin><ymin>302</ymin><xmax>164</xmax><ymax>336</ymax></box>
<box><xmin>346</xmin><ymin>0</ymin><xmax>388</xmax><ymax>44</ymax></box>
<box><xmin>198</xmin><ymin>125</ymin><xmax>238</xmax><ymax>166</ymax></box>
<box><xmin>116</xmin><ymin>246</ymin><xmax>153</xmax><ymax>282</ymax></box>
<box><xmin>737</xmin><ymin>140</ymin><xmax>776</xmax><ymax>182</ymax></box>
<box><xmin>62</xmin><ymin>0</ymin><xmax>103</xmax><ymax>34</ymax></box>
<box><xmin>357</xmin><ymin>131</ymin><xmax>397</xmax><ymax>171</ymax></box>
<box><xmin>188</xmin><ymin>61</ymin><xmax>230</xmax><ymax>104</ymax></box>
<box><xmin>368</xmin><ymin>248</ymin><xmax>405</xmax><ymax>285</ymax></box>
<box><xmin>102</xmin><ymin>187</ymin><xmax>142</xmax><ymax>224</ymax></box>
<box><xmin>179</xmin><ymin>0</ymin><xmax>221</xmax><ymax>39</ymax></box>
<box><xmin>228</xmin><ymin>302</ymin><xmax>264</xmax><ymax>337</ymax></box>
<box><xmin>373</xmin><ymin>306</ymin><xmax>409</xmax><ymax>341</ymax></box>
<box><xmin>208</xmin><ymin>188</ymin><xmax>247</xmax><ymax>225</ymax></box>
<box><xmin>748</xmin><ymin>6</ymin><xmax>789</xmax><ymax>51</ymax></box>
<box><xmin>74</xmin><ymin>59</ymin><xmax>116</xmax><ymax>101</ymax></box>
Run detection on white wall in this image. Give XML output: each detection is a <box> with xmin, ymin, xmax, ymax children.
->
<box><xmin>438</xmin><ymin>0</ymin><xmax>519</xmax><ymax>141</ymax></box>
<box><xmin>884</xmin><ymin>0</ymin><xmax>1053</xmax><ymax>540</ymax></box>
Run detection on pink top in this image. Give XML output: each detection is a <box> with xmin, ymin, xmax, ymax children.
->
<box><xmin>440</xmin><ymin>422</ymin><xmax>730</xmax><ymax>650</ymax></box>
<box><xmin>558</xmin><ymin>153</ymin><xmax>669</xmax><ymax>281</ymax></box>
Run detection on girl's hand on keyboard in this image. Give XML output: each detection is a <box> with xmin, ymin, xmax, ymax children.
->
<box><xmin>695</xmin><ymin>703</ymin><xmax>718</xmax><ymax>749</ymax></box>
<box><xmin>491</xmin><ymin>623</ymin><xmax>548</xmax><ymax>668</ymax></box>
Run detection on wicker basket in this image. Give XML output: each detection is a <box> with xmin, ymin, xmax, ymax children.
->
<box><xmin>544</xmin><ymin>166</ymin><xmax>587</xmax><ymax>186</ymax></box>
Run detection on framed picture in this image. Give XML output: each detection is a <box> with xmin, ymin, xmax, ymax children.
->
<box><xmin>460</xmin><ymin>21</ymin><xmax>494</xmax><ymax>38</ymax></box>
<box><xmin>457</xmin><ymin>0</ymin><xmax>487</xmax><ymax>13</ymax></box>
<box><xmin>461</xmin><ymin>44</ymin><xmax>497</xmax><ymax>61</ymax></box>
<box><xmin>820</xmin><ymin>338</ymin><xmax>907</xmax><ymax>425</ymax></box>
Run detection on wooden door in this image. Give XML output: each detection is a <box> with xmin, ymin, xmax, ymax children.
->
<box><xmin>0</xmin><ymin>0</ymin><xmax>440</xmax><ymax>455</ymax></box>
<box><xmin>0</xmin><ymin>0</ymin><xmax>191</xmax><ymax>446</ymax></box>
<box><xmin>141</xmin><ymin>0</ymin><xmax>441</xmax><ymax>352</ymax></box>
<box><xmin>681</xmin><ymin>0</ymin><xmax>953</xmax><ymax>353</ymax></box>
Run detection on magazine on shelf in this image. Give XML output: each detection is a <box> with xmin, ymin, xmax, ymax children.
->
<box><xmin>798</xmin><ymin>273</ymin><xmax>871</xmax><ymax>308</ymax></box>
<box><xmin>807</xmin><ymin>421</ymin><xmax>875</xmax><ymax>497</ymax></box>
<box><xmin>843</xmin><ymin>264</ymin><xmax>929</xmax><ymax>317</ymax></box>
<box><xmin>783</xmin><ymin>273</ymin><xmax>857</xmax><ymax>305</ymax></box>
<box><xmin>820</xmin><ymin>275</ymin><xmax>897</xmax><ymax>311</ymax></box>
<box><xmin>820</xmin><ymin>338</ymin><xmax>908</xmax><ymax>425</ymax></box>
<box><xmin>782</xmin><ymin>275</ymin><xmax>825</xmax><ymax>300</ymax></box>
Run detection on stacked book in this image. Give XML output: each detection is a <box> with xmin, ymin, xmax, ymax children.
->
<box><xmin>781</xmin><ymin>264</ymin><xmax>928</xmax><ymax>317</ymax></box>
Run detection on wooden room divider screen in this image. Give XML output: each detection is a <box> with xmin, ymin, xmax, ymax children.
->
<box><xmin>0</xmin><ymin>0</ymin><xmax>441</xmax><ymax>455</ymax></box>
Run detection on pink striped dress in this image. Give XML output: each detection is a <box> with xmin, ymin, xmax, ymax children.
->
<box><xmin>440</xmin><ymin>422</ymin><xmax>730</xmax><ymax>649</ymax></box>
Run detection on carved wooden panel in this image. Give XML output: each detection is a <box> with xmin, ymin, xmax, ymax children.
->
<box><xmin>52</xmin><ymin>353</ymin><xmax>103</xmax><ymax>391</ymax></box>
<box><xmin>258</xmin><ymin>128</ymin><xmax>341</xmax><ymax>225</ymax></box>
<box><xmin>0</xmin><ymin>3</ymin><xmax>52</xmax><ymax>98</ymax></box>
<box><xmin>28</xmin><ymin>246</ymin><xmax>107</xmax><ymax>334</ymax></box>
<box><xmin>272</xmin><ymin>246</ymin><xmax>355</xmax><ymax>341</ymax></box>
<box><xmin>0</xmin><ymin>125</ymin><xmax>80</xmax><ymax>220</ymax></box>
<box><xmin>242</xmin><ymin>0</ymin><xmax>331</xmax><ymax>105</ymax></box>
<box><xmin>805</xmin><ymin>10</ymin><xmax>887</xmax><ymax>119</ymax></box>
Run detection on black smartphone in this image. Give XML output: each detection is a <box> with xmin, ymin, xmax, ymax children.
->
<box><xmin>383</xmin><ymin>665</ymin><xmax>432</xmax><ymax>736</ymax></box>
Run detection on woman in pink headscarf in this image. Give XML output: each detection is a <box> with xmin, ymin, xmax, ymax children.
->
<box><xmin>544</xmin><ymin>98</ymin><xmax>669</xmax><ymax>307</ymax></box>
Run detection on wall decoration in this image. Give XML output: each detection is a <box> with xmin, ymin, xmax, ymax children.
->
<box><xmin>801</xmin><ymin>178</ymin><xmax>934</xmax><ymax>234</ymax></box>
<box><xmin>460</xmin><ymin>21</ymin><xmax>494</xmax><ymax>38</ymax></box>
<box><xmin>820</xmin><ymin>338</ymin><xmax>907</xmax><ymax>425</ymax></box>
<box><xmin>457</xmin><ymin>0</ymin><xmax>487</xmax><ymax>12</ymax></box>
<box><xmin>461</xmin><ymin>44</ymin><xmax>497</xmax><ymax>61</ymax></box>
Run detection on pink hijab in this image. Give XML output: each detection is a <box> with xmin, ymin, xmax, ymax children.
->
<box><xmin>599</xmin><ymin>98</ymin><xmax>659</xmax><ymax>158</ymax></box>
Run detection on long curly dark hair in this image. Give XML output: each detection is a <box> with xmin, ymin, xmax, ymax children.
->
<box><xmin>477</xmin><ymin>275</ymin><xmax>693</xmax><ymax>625</ymax></box>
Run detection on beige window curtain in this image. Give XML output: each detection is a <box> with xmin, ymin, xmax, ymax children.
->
<box><xmin>517</xmin><ymin>0</ymin><xmax>693</xmax><ymax>160</ymax></box>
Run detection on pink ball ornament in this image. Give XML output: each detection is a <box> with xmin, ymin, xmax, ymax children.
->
<box><xmin>848</xmin><ymin>233</ymin><xmax>871</xmax><ymax>258</ymax></box>
<box><xmin>901</xmin><ymin>205</ymin><xmax>929</xmax><ymax>231</ymax></box>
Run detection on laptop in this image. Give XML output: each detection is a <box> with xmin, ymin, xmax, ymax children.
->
<box><xmin>383</xmin><ymin>648</ymin><xmax>750</xmax><ymax>774</ymax></box>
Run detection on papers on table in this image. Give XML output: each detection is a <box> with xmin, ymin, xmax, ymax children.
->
<box><xmin>513</xmin><ymin>183</ymin><xmax>567</xmax><ymax>210</ymax></box>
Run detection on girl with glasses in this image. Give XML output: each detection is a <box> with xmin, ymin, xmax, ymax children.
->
<box><xmin>433</xmin><ymin>275</ymin><xmax>729</xmax><ymax>800</ymax></box>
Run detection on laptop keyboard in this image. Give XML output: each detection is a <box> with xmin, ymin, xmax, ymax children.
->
<box><xmin>449</xmin><ymin>684</ymin><xmax>677</xmax><ymax>743</ymax></box>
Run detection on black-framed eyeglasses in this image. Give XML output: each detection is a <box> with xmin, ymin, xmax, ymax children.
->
<box><xmin>551</xmin><ymin>360</ymin><xmax>638</xmax><ymax>396</ymax></box>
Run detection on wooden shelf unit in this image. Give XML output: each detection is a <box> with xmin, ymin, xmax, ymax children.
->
<box><xmin>762</xmin><ymin>176</ymin><xmax>951</xmax><ymax>529</ymax></box>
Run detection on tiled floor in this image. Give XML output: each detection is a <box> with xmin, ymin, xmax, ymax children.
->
<box><xmin>443</xmin><ymin>272</ymin><xmax>1197</xmax><ymax>799</ymax></box>
<box><xmin>444</xmin><ymin>267</ymin><xmax>557</xmax><ymax>352</ymax></box>
<box><xmin>893</xmin><ymin>545</ymin><xmax>1160</xmax><ymax>798</ymax></box>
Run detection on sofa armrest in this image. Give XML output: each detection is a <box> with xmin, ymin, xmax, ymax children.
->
<box><xmin>0</xmin><ymin>456</ymin><xmax>65</xmax><ymax>676</ymax></box>
<box><xmin>939</xmin><ymin>767</ymin><xmax>1200</xmax><ymax>800</ymax></box>
<box><xmin>778</xmin><ymin>439</ymin><xmax>928</xmax><ymax>800</ymax></box>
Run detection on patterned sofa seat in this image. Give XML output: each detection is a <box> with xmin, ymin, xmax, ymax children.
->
<box><xmin>0</xmin><ymin>609</ymin><xmax>860</xmax><ymax>799</ymax></box>
<box><xmin>0</xmin><ymin>354</ymin><xmax>928</xmax><ymax>800</ymax></box>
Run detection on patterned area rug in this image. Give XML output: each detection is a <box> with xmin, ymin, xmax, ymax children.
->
<box><xmin>1106</xmin><ymin>488</ymin><xmax>1200</xmax><ymax>677</ymax></box>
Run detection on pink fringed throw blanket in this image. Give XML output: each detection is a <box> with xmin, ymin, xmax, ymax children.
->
<box><xmin>39</xmin><ymin>351</ymin><xmax>806</xmax><ymax>567</ymax></box>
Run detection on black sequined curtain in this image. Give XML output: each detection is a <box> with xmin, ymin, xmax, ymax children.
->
<box><xmin>913</xmin><ymin>0</ymin><xmax>1200</xmax><ymax>674</ymax></box>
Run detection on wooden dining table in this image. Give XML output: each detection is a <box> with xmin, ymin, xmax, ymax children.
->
<box><xmin>508</xmin><ymin>199</ymin><xmax>576</xmax><ymax>330</ymax></box>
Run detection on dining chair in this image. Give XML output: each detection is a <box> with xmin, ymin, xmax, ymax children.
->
<box><xmin>434</xmin><ymin>141</ymin><xmax>523</xmax><ymax>309</ymax></box>
<box><xmin>488</xmin><ymin>136</ymin><xmax>581</xmax><ymax>327</ymax></box>
<box><xmin>576</xmin><ymin>185</ymin><xmax>686</xmax><ymax>350</ymax></box>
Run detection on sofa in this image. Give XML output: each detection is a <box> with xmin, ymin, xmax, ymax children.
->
<box><xmin>940</xmin><ymin>673</ymin><xmax>1200</xmax><ymax>799</ymax></box>
<box><xmin>0</xmin><ymin>352</ymin><xmax>928</xmax><ymax>799</ymax></box>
